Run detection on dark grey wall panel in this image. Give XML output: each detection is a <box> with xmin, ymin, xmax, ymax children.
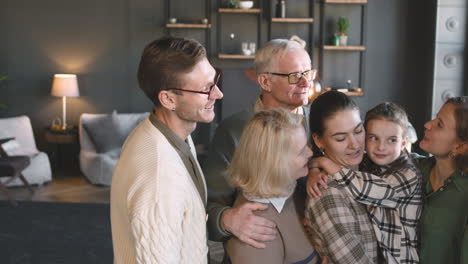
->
<box><xmin>219</xmin><ymin>69</ymin><xmax>259</xmax><ymax>119</ymax></box>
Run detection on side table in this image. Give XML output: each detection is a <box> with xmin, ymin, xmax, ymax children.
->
<box><xmin>44</xmin><ymin>128</ymin><xmax>78</xmax><ymax>175</ymax></box>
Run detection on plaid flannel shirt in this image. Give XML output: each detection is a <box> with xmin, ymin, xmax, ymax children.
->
<box><xmin>332</xmin><ymin>153</ymin><xmax>423</xmax><ymax>264</ymax></box>
<box><xmin>306</xmin><ymin>184</ymin><xmax>378</xmax><ymax>264</ymax></box>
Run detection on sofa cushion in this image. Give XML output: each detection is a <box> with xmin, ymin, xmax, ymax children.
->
<box><xmin>82</xmin><ymin>110</ymin><xmax>124</xmax><ymax>153</ymax></box>
<box><xmin>0</xmin><ymin>139</ymin><xmax>38</xmax><ymax>157</ymax></box>
<box><xmin>1</xmin><ymin>139</ymin><xmax>21</xmax><ymax>156</ymax></box>
<box><xmin>117</xmin><ymin>114</ymin><xmax>148</xmax><ymax>141</ymax></box>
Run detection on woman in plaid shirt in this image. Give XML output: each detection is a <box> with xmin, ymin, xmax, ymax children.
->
<box><xmin>308</xmin><ymin>102</ymin><xmax>423</xmax><ymax>264</ymax></box>
<box><xmin>305</xmin><ymin>91</ymin><xmax>379</xmax><ymax>264</ymax></box>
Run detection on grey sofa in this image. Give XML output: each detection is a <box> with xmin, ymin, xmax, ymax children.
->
<box><xmin>79</xmin><ymin>112</ymin><xmax>148</xmax><ymax>185</ymax></box>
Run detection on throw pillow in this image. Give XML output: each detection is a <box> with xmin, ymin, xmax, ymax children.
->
<box><xmin>82</xmin><ymin>110</ymin><xmax>123</xmax><ymax>153</ymax></box>
<box><xmin>117</xmin><ymin>113</ymin><xmax>149</xmax><ymax>143</ymax></box>
<box><xmin>0</xmin><ymin>139</ymin><xmax>21</xmax><ymax>156</ymax></box>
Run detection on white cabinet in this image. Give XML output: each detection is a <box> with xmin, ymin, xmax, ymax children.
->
<box><xmin>431</xmin><ymin>0</ymin><xmax>466</xmax><ymax>117</ymax></box>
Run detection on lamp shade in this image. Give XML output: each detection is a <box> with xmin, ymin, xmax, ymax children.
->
<box><xmin>51</xmin><ymin>74</ymin><xmax>80</xmax><ymax>97</ymax></box>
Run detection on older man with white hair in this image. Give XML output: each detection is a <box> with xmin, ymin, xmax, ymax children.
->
<box><xmin>205</xmin><ymin>39</ymin><xmax>316</xmax><ymax>250</ymax></box>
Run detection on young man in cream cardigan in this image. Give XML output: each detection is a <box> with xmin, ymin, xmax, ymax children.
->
<box><xmin>110</xmin><ymin>37</ymin><xmax>223</xmax><ymax>264</ymax></box>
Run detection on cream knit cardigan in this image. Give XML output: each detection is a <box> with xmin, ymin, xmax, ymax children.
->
<box><xmin>111</xmin><ymin>118</ymin><xmax>208</xmax><ymax>264</ymax></box>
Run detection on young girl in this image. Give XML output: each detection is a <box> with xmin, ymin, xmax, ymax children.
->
<box><xmin>308</xmin><ymin>102</ymin><xmax>423</xmax><ymax>264</ymax></box>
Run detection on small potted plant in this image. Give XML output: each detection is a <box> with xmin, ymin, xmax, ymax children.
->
<box><xmin>225</xmin><ymin>0</ymin><xmax>238</xmax><ymax>8</ymax></box>
<box><xmin>336</xmin><ymin>16</ymin><xmax>350</xmax><ymax>46</ymax></box>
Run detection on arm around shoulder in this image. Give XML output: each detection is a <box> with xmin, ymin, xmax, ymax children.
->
<box><xmin>331</xmin><ymin>167</ymin><xmax>420</xmax><ymax>208</ymax></box>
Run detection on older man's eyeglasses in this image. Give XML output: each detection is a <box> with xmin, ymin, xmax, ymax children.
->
<box><xmin>169</xmin><ymin>69</ymin><xmax>221</xmax><ymax>98</ymax></box>
<box><xmin>264</xmin><ymin>69</ymin><xmax>317</xmax><ymax>85</ymax></box>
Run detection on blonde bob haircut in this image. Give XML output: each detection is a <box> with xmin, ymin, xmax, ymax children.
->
<box><xmin>228</xmin><ymin>108</ymin><xmax>304</xmax><ymax>198</ymax></box>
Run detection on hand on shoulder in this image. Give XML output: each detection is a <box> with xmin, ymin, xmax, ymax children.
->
<box><xmin>221</xmin><ymin>201</ymin><xmax>277</xmax><ymax>249</ymax></box>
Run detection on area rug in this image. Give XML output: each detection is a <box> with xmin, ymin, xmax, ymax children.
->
<box><xmin>0</xmin><ymin>201</ymin><xmax>112</xmax><ymax>264</ymax></box>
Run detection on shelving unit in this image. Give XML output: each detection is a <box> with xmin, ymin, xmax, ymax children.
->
<box><xmin>218</xmin><ymin>54</ymin><xmax>255</xmax><ymax>59</ymax></box>
<box><xmin>267</xmin><ymin>0</ymin><xmax>315</xmax><ymax>56</ymax></box>
<box><xmin>322</xmin><ymin>45</ymin><xmax>365</xmax><ymax>51</ymax></box>
<box><xmin>165</xmin><ymin>24</ymin><xmax>211</xmax><ymax>29</ymax></box>
<box><xmin>271</xmin><ymin>18</ymin><xmax>314</xmax><ymax>23</ymax></box>
<box><xmin>216</xmin><ymin>3</ymin><xmax>263</xmax><ymax>60</ymax></box>
<box><xmin>218</xmin><ymin>8</ymin><xmax>262</xmax><ymax>13</ymax></box>
<box><xmin>325</xmin><ymin>0</ymin><xmax>367</xmax><ymax>4</ymax></box>
<box><xmin>164</xmin><ymin>0</ymin><xmax>212</xmax><ymax>56</ymax></box>
<box><xmin>319</xmin><ymin>0</ymin><xmax>367</xmax><ymax>96</ymax></box>
<box><xmin>345</xmin><ymin>91</ymin><xmax>364</xmax><ymax>96</ymax></box>
<box><xmin>324</xmin><ymin>88</ymin><xmax>364</xmax><ymax>96</ymax></box>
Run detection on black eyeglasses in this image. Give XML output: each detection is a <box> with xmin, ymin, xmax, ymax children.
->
<box><xmin>264</xmin><ymin>69</ymin><xmax>317</xmax><ymax>84</ymax></box>
<box><xmin>169</xmin><ymin>69</ymin><xmax>221</xmax><ymax>99</ymax></box>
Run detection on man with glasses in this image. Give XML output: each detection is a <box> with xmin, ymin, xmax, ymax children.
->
<box><xmin>205</xmin><ymin>39</ymin><xmax>315</xmax><ymax>252</ymax></box>
<box><xmin>111</xmin><ymin>37</ymin><xmax>223</xmax><ymax>264</ymax></box>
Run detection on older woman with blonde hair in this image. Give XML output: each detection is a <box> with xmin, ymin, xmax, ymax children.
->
<box><xmin>225</xmin><ymin>108</ymin><xmax>320</xmax><ymax>264</ymax></box>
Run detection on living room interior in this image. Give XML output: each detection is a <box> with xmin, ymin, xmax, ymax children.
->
<box><xmin>0</xmin><ymin>0</ymin><xmax>466</xmax><ymax>263</ymax></box>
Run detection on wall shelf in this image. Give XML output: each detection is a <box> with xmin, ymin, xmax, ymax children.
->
<box><xmin>164</xmin><ymin>0</ymin><xmax>212</xmax><ymax>56</ymax></box>
<box><xmin>324</xmin><ymin>88</ymin><xmax>364</xmax><ymax>96</ymax></box>
<box><xmin>218</xmin><ymin>54</ymin><xmax>255</xmax><ymax>59</ymax></box>
<box><xmin>323</xmin><ymin>45</ymin><xmax>366</xmax><ymax>51</ymax></box>
<box><xmin>267</xmin><ymin>0</ymin><xmax>315</xmax><ymax>57</ymax></box>
<box><xmin>271</xmin><ymin>18</ymin><xmax>314</xmax><ymax>23</ymax></box>
<box><xmin>216</xmin><ymin>3</ymin><xmax>262</xmax><ymax>61</ymax></box>
<box><xmin>165</xmin><ymin>23</ymin><xmax>211</xmax><ymax>29</ymax></box>
<box><xmin>218</xmin><ymin>8</ymin><xmax>262</xmax><ymax>13</ymax></box>
<box><xmin>324</xmin><ymin>0</ymin><xmax>368</xmax><ymax>4</ymax></box>
<box><xmin>344</xmin><ymin>91</ymin><xmax>364</xmax><ymax>96</ymax></box>
<box><xmin>319</xmin><ymin>0</ymin><xmax>368</xmax><ymax>95</ymax></box>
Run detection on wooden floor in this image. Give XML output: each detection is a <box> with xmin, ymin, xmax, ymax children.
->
<box><xmin>0</xmin><ymin>169</ymin><xmax>110</xmax><ymax>204</ymax></box>
<box><xmin>0</xmin><ymin>167</ymin><xmax>224</xmax><ymax>263</ymax></box>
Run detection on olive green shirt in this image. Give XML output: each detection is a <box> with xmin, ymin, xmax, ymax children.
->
<box><xmin>414</xmin><ymin>156</ymin><xmax>468</xmax><ymax>264</ymax></box>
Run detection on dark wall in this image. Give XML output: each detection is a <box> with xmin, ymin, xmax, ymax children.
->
<box><xmin>0</xmin><ymin>0</ymin><xmax>436</xmax><ymax>150</ymax></box>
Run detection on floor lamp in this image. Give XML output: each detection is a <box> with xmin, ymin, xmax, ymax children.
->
<box><xmin>51</xmin><ymin>74</ymin><xmax>80</xmax><ymax>131</ymax></box>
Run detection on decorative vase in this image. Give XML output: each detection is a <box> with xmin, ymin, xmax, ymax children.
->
<box><xmin>339</xmin><ymin>35</ymin><xmax>348</xmax><ymax>46</ymax></box>
<box><xmin>333</xmin><ymin>35</ymin><xmax>340</xmax><ymax>46</ymax></box>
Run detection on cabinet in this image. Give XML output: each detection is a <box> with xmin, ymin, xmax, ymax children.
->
<box><xmin>216</xmin><ymin>2</ymin><xmax>263</xmax><ymax>59</ymax></box>
<box><xmin>267</xmin><ymin>0</ymin><xmax>315</xmax><ymax>56</ymax></box>
<box><xmin>164</xmin><ymin>0</ymin><xmax>212</xmax><ymax>56</ymax></box>
<box><xmin>44</xmin><ymin>128</ymin><xmax>78</xmax><ymax>173</ymax></box>
<box><xmin>430</xmin><ymin>0</ymin><xmax>466</xmax><ymax>117</ymax></box>
<box><xmin>319</xmin><ymin>0</ymin><xmax>367</xmax><ymax>96</ymax></box>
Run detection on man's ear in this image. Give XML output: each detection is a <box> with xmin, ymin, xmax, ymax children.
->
<box><xmin>158</xmin><ymin>90</ymin><xmax>177</xmax><ymax>111</ymax></box>
<box><xmin>257</xmin><ymin>73</ymin><xmax>272</xmax><ymax>93</ymax></box>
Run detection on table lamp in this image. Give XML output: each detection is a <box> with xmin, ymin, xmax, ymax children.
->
<box><xmin>51</xmin><ymin>74</ymin><xmax>80</xmax><ymax>131</ymax></box>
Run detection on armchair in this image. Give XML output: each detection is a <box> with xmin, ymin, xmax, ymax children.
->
<box><xmin>79</xmin><ymin>112</ymin><xmax>148</xmax><ymax>186</ymax></box>
<box><xmin>0</xmin><ymin>138</ymin><xmax>34</xmax><ymax>205</ymax></box>
<box><xmin>0</xmin><ymin>115</ymin><xmax>52</xmax><ymax>186</ymax></box>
